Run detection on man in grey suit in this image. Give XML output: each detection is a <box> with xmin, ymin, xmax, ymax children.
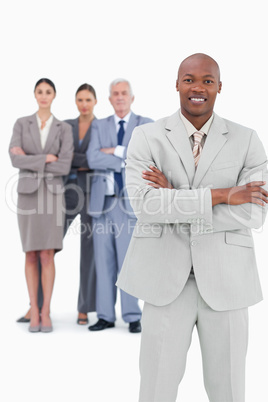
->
<box><xmin>87</xmin><ymin>79</ymin><xmax>153</xmax><ymax>333</ymax></box>
<box><xmin>117</xmin><ymin>54</ymin><xmax>268</xmax><ymax>400</ymax></box>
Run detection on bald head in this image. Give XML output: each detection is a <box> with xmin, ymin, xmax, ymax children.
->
<box><xmin>178</xmin><ymin>53</ymin><xmax>221</xmax><ymax>81</ymax></box>
<box><xmin>176</xmin><ymin>53</ymin><xmax>222</xmax><ymax>130</ymax></box>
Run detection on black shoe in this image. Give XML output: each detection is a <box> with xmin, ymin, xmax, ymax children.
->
<box><xmin>16</xmin><ymin>316</ymin><xmax>30</xmax><ymax>323</ymax></box>
<box><xmin>129</xmin><ymin>320</ymin><xmax>141</xmax><ymax>333</ymax></box>
<box><xmin>88</xmin><ymin>319</ymin><xmax>115</xmax><ymax>331</ymax></box>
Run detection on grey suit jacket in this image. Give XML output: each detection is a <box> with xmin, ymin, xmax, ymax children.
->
<box><xmin>9</xmin><ymin>114</ymin><xmax>73</xmax><ymax>194</ymax></box>
<box><xmin>117</xmin><ymin>111</ymin><xmax>268</xmax><ymax>311</ymax></box>
<box><xmin>64</xmin><ymin>117</ymin><xmax>95</xmax><ymax>192</ymax></box>
<box><xmin>87</xmin><ymin>112</ymin><xmax>153</xmax><ymax>217</ymax></box>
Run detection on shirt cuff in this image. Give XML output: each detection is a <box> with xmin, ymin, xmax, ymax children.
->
<box><xmin>114</xmin><ymin>145</ymin><xmax>126</xmax><ymax>159</ymax></box>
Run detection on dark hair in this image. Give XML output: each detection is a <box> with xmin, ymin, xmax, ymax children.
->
<box><xmin>34</xmin><ymin>78</ymin><xmax>56</xmax><ymax>93</ymax></box>
<box><xmin>75</xmin><ymin>83</ymin><xmax>97</xmax><ymax>99</ymax></box>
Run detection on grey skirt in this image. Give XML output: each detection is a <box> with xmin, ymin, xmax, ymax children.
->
<box><xmin>17</xmin><ymin>180</ymin><xmax>65</xmax><ymax>253</ymax></box>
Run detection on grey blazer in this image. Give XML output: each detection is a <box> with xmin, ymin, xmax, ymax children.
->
<box><xmin>117</xmin><ymin>111</ymin><xmax>268</xmax><ymax>311</ymax></box>
<box><xmin>87</xmin><ymin>112</ymin><xmax>153</xmax><ymax>217</ymax></box>
<box><xmin>9</xmin><ymin>114</ymin><xmax>73</xmax><ymax>194</ymax></box>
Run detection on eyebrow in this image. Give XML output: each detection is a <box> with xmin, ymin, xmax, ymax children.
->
<box><xmin>183</xmin><ymin>73</ymin><xmax>216</xmax><ymax>78</ymax></box>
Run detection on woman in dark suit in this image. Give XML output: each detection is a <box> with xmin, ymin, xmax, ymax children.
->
<box><xmin>64</xmin><ymin>83</ymin><xmax>97</xmax><ymax>325</ymax></box>
<box><xmin>9</xmin><ymin>78</ymin><xmax>73</xmax><ymax>332</ymax></box>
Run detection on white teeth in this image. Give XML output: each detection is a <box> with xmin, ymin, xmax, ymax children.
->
<box><xmin>191</xmin><ymin>98</ymin><xmax>205</xmax><ymax>102</ymax></box>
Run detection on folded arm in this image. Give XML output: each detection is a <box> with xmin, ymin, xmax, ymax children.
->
<box><xmin>140</xmin><ymin>130</ymin><xmax>268</xmax><ymax>231</ymax></box>
<box><xmin>86</xmin><ymin>121</ymin><xmax>122</xmax><ymax>172</ymax></box>
<box><xmin>44</xmin><ymin>124</ymin><xmax>74</xmax><ymax>176</ymax></box>
<box><xmin>9</xmin><ymin>120</ymin><xmax>46</xmax><ymax>172</ymax></box>
<box><xmin>126</xmin><ymin>127</ymin><xmax>213</xmax><ymax>224</ymax></box>
<box><xmin>72</xmin><ymin>151</ymin><xmax>90</xmax><ymax>170</ymax></box>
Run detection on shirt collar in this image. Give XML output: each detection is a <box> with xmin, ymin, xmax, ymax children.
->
<box><xmin>179</xmin><ymin>111</ymin><xmax>214</xmax><ymax>138</ymax></box>
<box><xmin>114</xmin><ymin>111</ymin><xmax>132</xmax><ymax>126</ymax></box>
<box><xmin>36</xmin><ymin>113</ymin><xmax>53</xmax><ymax>129</ymax></box>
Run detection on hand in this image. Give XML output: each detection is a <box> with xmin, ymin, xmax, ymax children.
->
<box><xmin>142</xmin><ymin>166</ymin><xmax>174</xmax><ymax>189</ymax></box>
<box><xmin>10</xmin><ymin>146</ymin><xmax>25</xmax><ymax>155</ymax></box>
<box><xmin>212</xmin><ymin>181</ymin><xmax>268</xmax><ymax>207</ymax></box>
<box><xmin>100</xmin><ymin>147</ymin><xmax>116</xmax><ymax>154</ymax></box>
<box><xmin>46</xmin><ymin>154</ymin><xmax>58</xmax><ymax>163</ymax></box>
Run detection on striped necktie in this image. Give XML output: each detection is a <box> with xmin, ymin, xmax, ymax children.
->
<box><xmin>192</xmin><ymin>131</ymin><xmax>205</xmax><ymax>167</ymax></box>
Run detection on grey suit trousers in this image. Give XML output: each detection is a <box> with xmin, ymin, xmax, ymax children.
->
<box><xmin>92</xmin><ymin>196</ymin><xmax>141</xmax><ymax>323</ymax></box>
<box><xmin>139</xmin><ymin>275</ymin><xmax>248</xmax><ymax>402</ymax></box>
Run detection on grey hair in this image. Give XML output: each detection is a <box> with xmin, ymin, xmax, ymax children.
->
<box><xmin>109</xmin><ymin>78</ymin><xmax>133</xmax><ymax>97</ymax></box>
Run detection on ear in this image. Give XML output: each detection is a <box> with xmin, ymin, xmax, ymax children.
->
<box><xmin>176</xmin><ymin>79</ymin><xmax>179</xmax><ymax>92</ymax></box>
<box><xmin>131</xmin><ymin>95</ymin><xmax>135</xmax><ymax>104</ymax></box>
<box><xmin>218</xmin><ymin>81</ymin><xmax>222</xmax><ymax>94</ymax></box>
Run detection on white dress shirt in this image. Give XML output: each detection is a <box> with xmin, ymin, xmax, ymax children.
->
<box><xmin>105</xmin><ymin>111</ymin><xmax>132</xmax><ymax>195</ymax></box>
<box><xmin>36</xmin><ymin>113</ymin><xmax>54</xmax><ymax>149</ymax></box>
<box><xmin>180</xmin><ymin>111</ymin><xmax>214</xmax><ymax>148</ymax></box>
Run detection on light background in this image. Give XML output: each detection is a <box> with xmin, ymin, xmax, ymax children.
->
<box><xmin>1</xmin><ymin>1</ymin><xmax>267</xmax><ymax>401</ymax></box>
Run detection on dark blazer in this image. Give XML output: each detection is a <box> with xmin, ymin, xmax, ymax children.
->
<box><xmin>65</xmin><ymin>117</ymin><xmax>95</xmax><ymax>192</ymax></box>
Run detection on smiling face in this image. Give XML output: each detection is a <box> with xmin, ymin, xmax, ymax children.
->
<box><xmin>176</xmin><ymin>54</ymin><xmax>222</xmax><ymax>129</ymax></box>
<box><xmin>75</xmin><ymin>89</ymin><xmax>97</xmax><ymax>118</ymax></box>
<box><xmin>109</xmin><ymin>81</ymin><xmax>134</xmax><ymax>118</ymax></box>
<box><xmin>34</xmin><ymin>82</ymin><xmax>56</xmax><ymax>110</ymax></box>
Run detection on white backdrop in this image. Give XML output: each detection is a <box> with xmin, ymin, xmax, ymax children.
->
<box><xmin>1</xmin><ymin>1</ymin><xmax>267</xmax><ymax>401</ymax></box>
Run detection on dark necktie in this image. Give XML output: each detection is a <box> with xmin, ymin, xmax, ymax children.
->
<box><xmin>114</xmin><ymin>120</ymin><xmax>125</xmax><ymax>195</ymax></box>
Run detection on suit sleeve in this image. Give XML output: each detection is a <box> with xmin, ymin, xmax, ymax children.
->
<box><xmin>126</xmin><ymin>125</ymin><xmax>267</xmax><ymax>232</ymax></box>
<box><xmin>72</xmin><ymin>152</ymin><xmax>89</xmax><ymax>168</ymax></box>
<box><xmin>211</xmin><ymin>130</ymin><xmax>268</xmax><ymax>232</ymax></box>
<box><xmin>9</xmin><ymin>119</ymin><xmax>47</xmax><ymax>172</ymax></box>
<box><xmin>87</xmin><ymin>120</ymin><xmax>122</xmax><ymax>172</ymax></box>
<box><xmin>125</xmin><ymin>126</ymin><xmax>213</xmax><ymax>224</ymax></box>
<box><xmin>44</xmin><ymin>123</ymin><xmax>74</xmax><ymax>176</ymax></box>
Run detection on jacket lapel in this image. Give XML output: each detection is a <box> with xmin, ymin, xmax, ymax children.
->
<box><xmin>123</xmin><ymin>112</ymin><xmax>137</xmax><ymax>146</ymax></box>
<box><xmin>192</xmin><ymin>114</ymin><xmax>229</xmax><ymax>188</ymax></box>
<box><xmin>43</xmin><ymin>116</ymin><xmax>61</xmax><ymax>153</ymax></box>
<box><xmin>28</xmin><ymin>114</ymin><xmax>43</xmax><ymax>152</ymax></box>
<box><xmin>109</xmin><ymin>112</ymin><xmax>139</xmax><ymax>147</ymax></box>
<box><xmin>165</xmin><ymin>112</ymin><xmax>196</xmax><ymax>186</ymax></box>
<box><xmin>80</xmin><ymin>117</ymin><xmax>96</xmax><ymax>152</ymax></box>
<box><xmin>71</xmin><ymin>118</ymin><xmax>80</xmax><ymax>151</ymax></box>
<box><xmin>107</xmin><ymin>115</ymin><xmax>117</xmax><ymax>146</ymax></box>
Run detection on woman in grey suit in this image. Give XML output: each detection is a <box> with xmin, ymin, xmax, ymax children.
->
<box><xmin>9</xmin><ymin>78</ymin><xmax>73</xmax><ymax>333</ymax></box>
<box><xmin>64</xmin><ymin>83</ymin><xmax>97</xmax><ymax>325</ymax></box>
